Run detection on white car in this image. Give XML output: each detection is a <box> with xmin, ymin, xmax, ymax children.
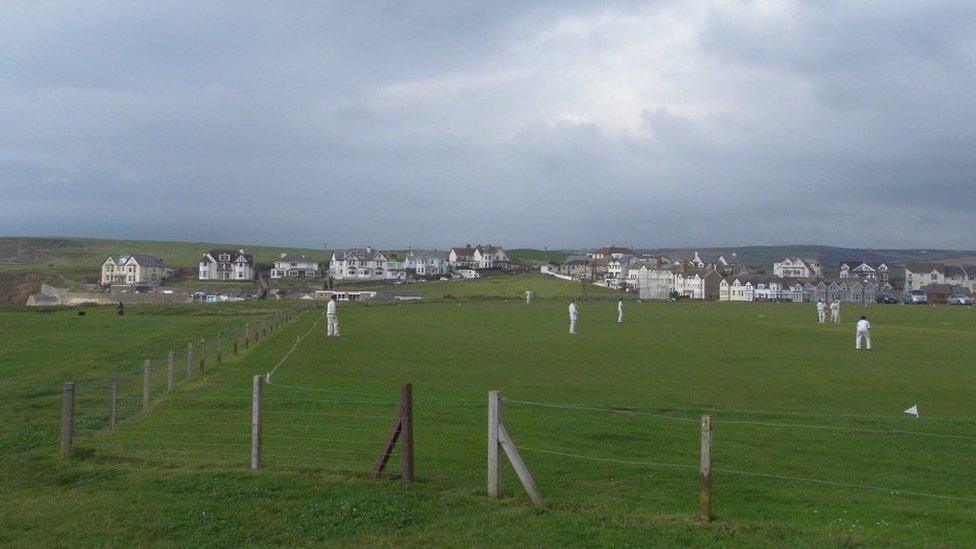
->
<box><xmin>947</xmin><ymin>293</ymin><xmax>973</xmax><ymax>305</ymax></box>
<box><xmin>904</xmin><ymin>290</ymin><xmax>928</xmax><ymax>304</ymax></box>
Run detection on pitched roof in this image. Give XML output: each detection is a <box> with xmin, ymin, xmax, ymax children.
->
<box><xmin>277</xmin><ymin>254</ymin><xmax>317</xmax><ymax>263</ymax></box>
<box><xmin>474</xmin><ymin>245</ymin><xmax>504</xmax><ymax>254</ymax></box>
<box><xmin>406</xmin><ymin>250</ymin><xmax>447</xmax><ymax>261</ymax></box>
<box><xmin>203</xmin><ymin>249</ymin><xmax>254</xmax><ymax>264</ymax></box>
<box><xmin>129</xmin><ymin>254</ymin><xmax>165</xmax><ymax>267</ymax></box>
<box><xmin>450</xmin><ymin>246</ymin><xmax>476</xmax><ymax>256</ymax></box>
<box><xmin>333</xmin><ymin>248</ymin><xmax>386</xmax><ymax>261</ymax></box>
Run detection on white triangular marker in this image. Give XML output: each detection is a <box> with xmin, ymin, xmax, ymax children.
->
<box><xmin>904</xmin><ymin>404</ymin><xmax>919</xmax><ymax>418</ymax></box>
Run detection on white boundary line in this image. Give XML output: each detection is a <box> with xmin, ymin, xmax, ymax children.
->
<box><xmin>266</xmin><ymin>314</ymin><xmax>322</xmax><ymax>384</ymax></box>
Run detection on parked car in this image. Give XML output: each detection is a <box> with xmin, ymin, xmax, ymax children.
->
<box><xmin>904</xmin><ymin>290</ymin><xmax>929</xmax><ymax>304</ymax></box>
<box><xmin>947</xmin><ymin>293</ymin><xmax>974</xmax><ymax>305</ymax></box>
<box><xmin>876</xmin><ymin>293</ymin><xmax>899</xmax><ymax>304</ymax></box>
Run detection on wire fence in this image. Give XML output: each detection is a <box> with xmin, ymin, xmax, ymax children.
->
<box><xmin>57</xmin><ymin>302</ymin><xmax>976</xmax><ymax>521</ymax></box>
<box><xmin>494</xmin><ymin>395</ymin><xmax>976</xmax><ymax>513</ymax></box>
<box><xmin>65</xmin><ymin>302</ymin><xmax>314</xmax><ymax>458</ymax></box>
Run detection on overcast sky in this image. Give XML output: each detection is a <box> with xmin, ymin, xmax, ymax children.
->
<box><xmin>2</xmin><ymin>1</ymin><xmax>975</xmax><ymax>250</ymax></box>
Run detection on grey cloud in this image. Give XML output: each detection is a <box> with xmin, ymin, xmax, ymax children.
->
<box><xmin>1</xmin><ymin>1</ymin><xmax>975</xmax><ymax>250</ymax></box>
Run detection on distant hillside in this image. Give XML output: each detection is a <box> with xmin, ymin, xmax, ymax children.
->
<box><xmin>508</xmin><ymin>248</ymin><xmax>569</xmax><ymax>265</ymax></box>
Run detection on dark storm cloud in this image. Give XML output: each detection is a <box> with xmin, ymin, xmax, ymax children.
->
<box><xmin>1</xmin><ymin>1</ymin><xmax>975</xmax><ymax>249</ymax></box>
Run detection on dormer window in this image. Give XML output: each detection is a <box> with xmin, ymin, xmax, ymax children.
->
<box><xmin>219</xmin><ymin>254</ymin><xmax>230</xmax><ymax>262</ymax></box>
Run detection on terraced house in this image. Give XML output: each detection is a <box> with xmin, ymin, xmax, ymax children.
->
<box><xmin>101</xmin><ymin>255</ymin><xmax>171</xmax><ymax>286</ymax></box>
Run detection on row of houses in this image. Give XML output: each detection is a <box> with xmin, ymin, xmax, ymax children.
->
<box><xmin>326</xmin><ymin>245</ymin><xmax>510</xmax><ymax>281</ymax></box>
<box><xmin>549</xmin><ymin>246</ymin><xmax>913</xmax><ymax>302</ymax></box>
<box><xmin>100</xmin><ymin>245</ymin><xmax>511</xmax><ymax>286</ymax></box>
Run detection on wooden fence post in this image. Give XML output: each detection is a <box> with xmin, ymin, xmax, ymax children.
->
<box><xmin>142</xmin><ymin>359</ymin><xmax>151</xmax><ymax>411</ymax></box>
<box><xmin>109</xmin><ymin>374</ymin><xmax>118</xmax><ymax>431</ymax></box>
<box><xmin>167</xmin><ymin>351</ymin><xmax>175</xmax><ymax>391</ymax></box>
<box><xmin>245</xmin><ymin>323</ymin><xmax>251</xmax><ymax>349</ymax></box>
<box><xmin>251</xmin><ymin>374</ymin><xmax>263</xmax><ymax>470</ymax></box>
<box><xmin>233</xmin><ymin>338</ymin><xmax>238</xmax><ymax>356</ymax></box>
<box><xmin>488</xmin><ymin>391</ymin><xmax>502</xmax><ymax>498</ymax></box>
<box><xmin>217</xmin><ymin>334</ymin><xmax>223</xmax><ymax>363</ymax></box>
<box><xmin>700</xmin><ymin>414</ymin><xmax>713</xmax><ymax>522</ymax></box>
<box><xmin>187</xmin><ymin>342</ymin><xmax>193</xmax><ymax>377</ymax></box>
<box><xmin>371</xmin><ymin>382</ymin><xmax>415</xmax><ymax>483</ymax></box>
<box><xmin>199</xmin><ymin>339</ymin><xmax>206</xmax><ymax>373</ymax></box>
<box><xmin>487</xmin><ymin>391</ymin><xmax>544</xmax><ymax>508</ymax></box>
<box><xmin>400</xmin><ymin>383</ymin><xmax>414</xmax><ymax>484</ymax></box>
<box><xmin>60</xmin><ymin>381</ymin><xmax>76</xmax><ymax>458</ymax></box>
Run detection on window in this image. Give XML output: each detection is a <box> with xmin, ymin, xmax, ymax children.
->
<box><xmin>220</xmin><ymin>254</ymin><xmax>230</xmax><ymax>261</ymax></box>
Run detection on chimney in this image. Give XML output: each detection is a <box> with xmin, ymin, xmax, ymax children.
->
<box><xmin>280</xmin><ymin>253</ymin><xmax>286</xmax><ymax>259</ymax></box>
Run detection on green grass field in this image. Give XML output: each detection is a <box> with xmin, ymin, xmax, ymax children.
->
<box><xmin>1</xmin><ymin>275</ymin><xmax>975</xmax><ymax>546</ymax></box>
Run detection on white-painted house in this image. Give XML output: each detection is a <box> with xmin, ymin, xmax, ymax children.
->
<box><xmin>402</xmin><ymin>250</ymin><xmax>449</xmax><ymax>276</ymax></box>
<box><xmin>101</xmin><ymin>255</ymin><xmax>171</xmax><ymax>285</ymax></box>
<box><xmin>472</xmin><ymin>245</ymin><xmax>508</xmax><ymax>268</ymax></box>
<box><xmin>838</xmin><ymin>261</ymin><xmax>889</xmax><ymax>283</ymax></box>
<box><xmin>720</xmin><ymin>276</ymin><xmax>787</xmax><ymax>301</ymax></box>
<box><xmin>773</xmin><ymin>257</ymin><xmax>822</xmax><ymax>279</ymax></box>
<box><xmin>904</xmin><ymin>263</ymin><xmax>976</xmax><ymax>292</ymax></box>
<box><xmin>606</xmin><ymin>255</ymin><xmax>635</xmax><ymax>287</ymax></box>
<box><xmin>448</xmin><ymin>246</ymin><xmax>476</xmax><ymax>267</ymax></box>
<box><xmin>449</xmin><ymin>244</ymin><xmax>508</xmax><ymax>268</ymax></box>
<box><xmin>199</xmin><ymin>249</ymin><xmax>255</xmax><ymax>281</ymax></box>
<box><xmin>271</xmin><ymin>254</ymin><xmax>320</xmax><ymax>279</ymax></box>
<box><xmin>329</xmin><ymin>248</ymin><xmax>391</xmax><ymax>281</ymax></box>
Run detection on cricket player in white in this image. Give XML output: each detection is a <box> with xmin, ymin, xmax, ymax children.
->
<box><xmin>830</xmin><ymin>300</ymin><xmax>841</xmax><ymax>323</ymax></box>
<box><xmin>326</xmin><ymin>296</ymin><xmax>340</xmax><ymax>337</ymax></box>
<box><xmin>617</xmin><ymin>300</ymin><xmax>623</xmax><ymax>323</ymax></box>
<box><xmin>525</xmin><ymin>289</ymin><xmax>533</xmax><ymax>304</ymax></box>
<box><xmin>855</xmin><ymin>315</ymin><xmax>871</xmax><ymax>350</ymax></box>
<box><xmin>816</xmin><ymin>300</ymin><xmax>827</xmax><ymax>324</ymax></box>
<box><xmin>568</xmin><ymin>300</ymin><xmax>578</xmax><ymax>334</ymax></box>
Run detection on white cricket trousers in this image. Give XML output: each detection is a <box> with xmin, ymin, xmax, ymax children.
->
<box><xmin>818</xmin><ymin>311</ymin><xmax>826</xmax><ymax>323</ymax></box>
<box><xmin>618</xmin><ymin>311</ymin><xmax>623</xmax><ymax>323</ymax></box>
<box><xmin>327</xmin><ymin>315</ymin><xmax>340</xmax><ymax>337</ymax></box>
<box><xmin>569</xmin><ymin>318</ymin><xmax>577</xmax><ymax>334</ymax></box>
<box><xmin>831</xmin><ymin>310</ymin><xmax>840</xmax><ymax>323</ymax></box>
<box><xmin>856</xmin><ymin>329</ymin><xmax>871</xmax><ymax>350</ymax></box>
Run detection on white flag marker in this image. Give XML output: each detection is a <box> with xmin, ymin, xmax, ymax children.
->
<box><xmin>904</xmin><ymin>404</ymin><xmax>919</xmax><ymax>418</ymax></box>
